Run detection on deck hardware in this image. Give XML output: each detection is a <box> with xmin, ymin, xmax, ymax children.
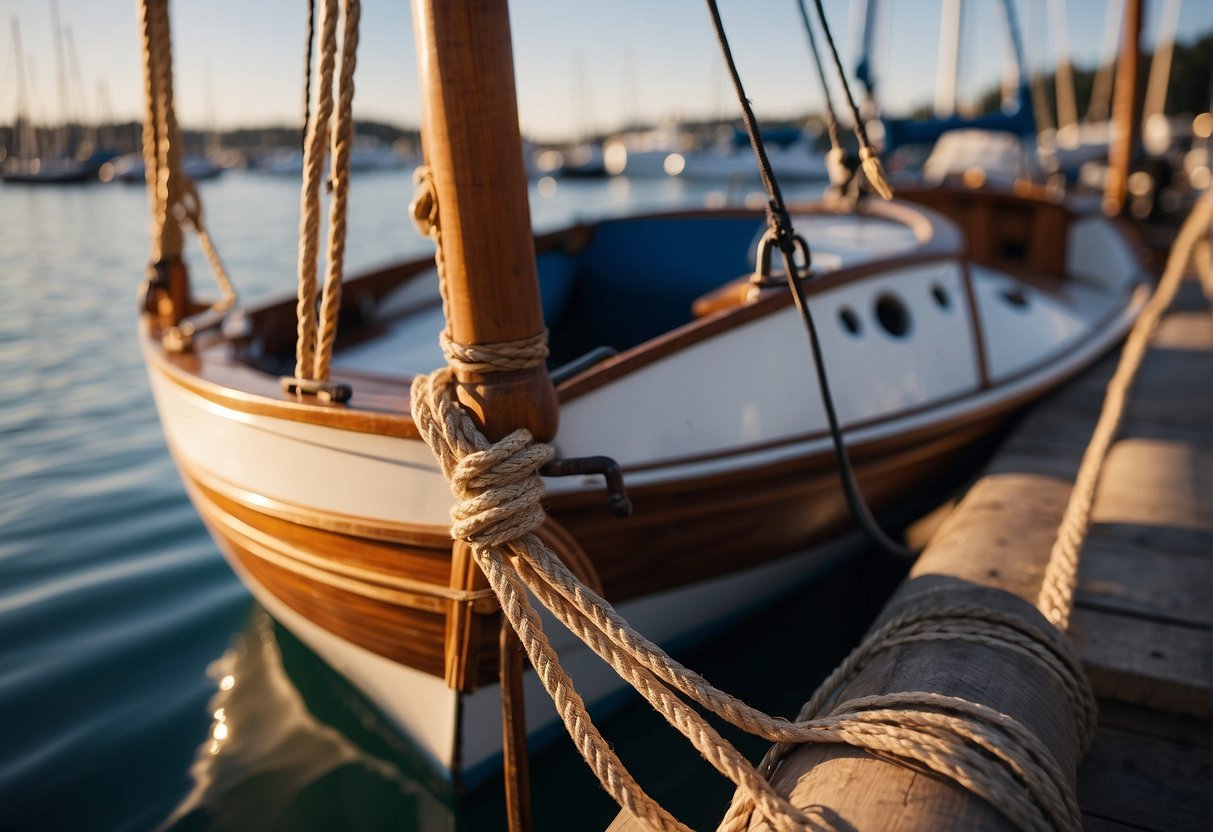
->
<box><xmin>750</xmin><ymin>227</ymin><xmax>811</xmax><ymax>289</ymax></box>
<box><xmin>541</xmin><ymin>456</ymin><xmax>632</xmax><ymax>518</ymax></box>
<box><xmin>550</xmin><ymin>346</ymin><xmax>619</xmax><ymax>385</ymax></box>
<box><xmin>280</xmin><ymin>376</ymin><xmax>353</xmax><ymax>404</ymax></box>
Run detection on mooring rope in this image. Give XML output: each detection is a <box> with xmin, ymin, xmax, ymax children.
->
<box><xmin>411</xmin><ymin>191</ymin><xmax>1212</xmax><ymax>829</ymax></box>
<box><xmin>1037</xmin><ymin>193</ymin><xmax>1213</xmax><ymax>629</ymax></box>
<box><xmin>138</xmin><ymin>0</ymin><xmax>235</xmax><ymax>315</ymax></box>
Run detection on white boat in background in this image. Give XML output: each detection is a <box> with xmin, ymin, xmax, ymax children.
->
<box><xmin>257</xmin><ymin>135</ymin><xmax>409</xmax><ymax>175</ymax></box>
<box><xmin>674</xmin><ymin>136</ymin><xmax>830</xmax><ymax>182</ymax></box>
<box><xmin>137</xmin><ymin>0</ymin><xmax>1150</xmax><ymax>791</ymax></box>
<box><xmin>920</xmin><ymin>129</ymin><xmax>1042</xmax><ymax>186</ymax></box>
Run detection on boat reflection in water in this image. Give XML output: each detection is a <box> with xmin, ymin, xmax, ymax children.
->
<box><xmin>162</xmin><ymin>606</ymin><xmax>454</xmax><ymax>831</ymax></box>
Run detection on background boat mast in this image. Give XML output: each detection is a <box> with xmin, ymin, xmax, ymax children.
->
<box><xmin>410</xmin><ymin>0</ymin><xmax>559</xmax><ymax>442</ymax></box>
<box><xmin>1105</xmin><ymin>0</ymin><xmax>1144</xmax><ymax>215</ymax></box>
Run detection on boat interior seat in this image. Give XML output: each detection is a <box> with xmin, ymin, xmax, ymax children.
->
<box><xmin>546</xmin><ymin>215</ymin><xmax>760</xmax><ymax>365</ymax></box>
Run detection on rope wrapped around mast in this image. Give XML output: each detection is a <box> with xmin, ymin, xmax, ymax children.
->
<box><xmin>139</xmin><ymin>0</ymin><xmax>235</xmax><ymax>319</ymax></box>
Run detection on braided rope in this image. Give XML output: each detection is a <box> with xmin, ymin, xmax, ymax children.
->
<box><xmin>138</xmin><ymin>0</ymin><xmax>235</xmax><ymax>312</ymax></box>
<box><xmin>411</xmin><ymin>166</ymin><xmax>547</xmax><ymax>376</ymax></box>
<box><xmin>313</xmin><ymin>0</ymin><xmax>361</xmax><ymax>381</ymax></box>
<box><xmin>410</xmin><ymin>285</ymin><xmax>1206</xmax><ymax>830</ymax></box>
<box><xmin>411</xmin><ymin>365</ymin><xmax>1099</xmax><ymax>831</ymax></box>
<box><xmin>440</xmin><ymin>330</ymin><xmax>550</xmax><ymax>373</ymax></box>
<box><xmin>1037</xmin><ymin>194</ymin><xmax>1213</xmax><ymax>629</ymax></box>
<box><xmin>293</xmin><ymin>0</ymin><xmax>339</xmax><ymax>380</ymax></box>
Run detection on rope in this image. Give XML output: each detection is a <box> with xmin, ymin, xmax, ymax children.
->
<box><xmin>718</xmin><ymin>594</ymin><xmax>1095</xmax><ymax>832</ymax></box>
<box><xmin>411</xmin><ymin>165</ymin><xmax>548</xmax><ymax>376</ymax></box>
<box><xmin>409</xmin><ymin>193</ymin><xmax>1211</xmax><ymax>830</ymax></box>
<box><xmin>313</xmin><ymin>0</ymin><xmax>360</xmax><ymax>381</ymax></box>
<box><xmin>411</xmin><ymin>366</ymin><xmax>1093</xmax><ymax>831</ymax></box>
<box><xmin>138</xmin><ymin>0</ymin><xmax>235</xmax><ymax>314</ymax></box>
<box><xmin>440</xmin><ymin>330</ymin><xmax>549</xmax><ymax>373</ymax></box>
<box><xmin>807</xmin><ymin>0</ymin><xmax>893</xmax><ymax>199</ymax></box>
<box><xmin>792</xmin><ymin>0</ymin><xmax>849</xmax><ymax>188</ymax></box>
<box><xmin>1038</xmin><ymin>194</ymin><xmax>1213</xmax><ymax>629</ymax></box>
<box><xmin>293</xmin><ymin>0</ymin><xmax>338</xmax><ymax>380</ymax></box>
<box><xmin>705</xmin><ymin>0</ymin><xmax>913</xmax><ymax>562</ymax></box>
<box><xmin>290</xmin><ymin>0</ymin><xmax>360</xmax><ymax>384</ymax></box>
<box><xmin>302</xmin><ymin>0</ymin><xmax>316</xmax><ymax>155</ymax></box>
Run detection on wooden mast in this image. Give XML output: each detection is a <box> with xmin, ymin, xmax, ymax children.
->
<box><xmin>1104</xmin><ymin>0</ymin><xmax>1144</xmax><ymax>216</ymax></box>
<box><xmin>411</xmin><ymin>0</ymin><xmax>558</xmax><ymax>443</ymax></box>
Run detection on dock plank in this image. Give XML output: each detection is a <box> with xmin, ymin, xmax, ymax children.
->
<box><xmin>1075</xmin><ymin>531</ymin><xmax>1212</xmax><ymax>627</ymax></box>
<box><xmin>1069</xmin><ymin>607</ymin><xmax>1211</xmax><ymax>717</ymax></box>
<box><xmin>1077</xmin><ymin>723</ymin><xmax>1212</xmax><ymax>832</ymax></box>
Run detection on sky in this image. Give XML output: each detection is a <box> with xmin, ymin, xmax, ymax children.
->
<box><xmin>1</xmin><ymin>0</ymin><xmax>1210</xmax><ymax>143</ymax></box>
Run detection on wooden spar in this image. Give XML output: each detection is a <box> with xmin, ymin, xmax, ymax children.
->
<box><xmin>410</xmin><ymin>0</ymin><xmax>558</xmax><ymax>442</ymax></box>
<box><xmin>1104</xmin><ymin>0</ymin><xmax>1144</xmax><ymax>216</ymax></box>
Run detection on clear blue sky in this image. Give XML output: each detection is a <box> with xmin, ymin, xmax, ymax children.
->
<box><xmin>2</xmin><ymin>0</ymin><xmax>1210</xmax><ymax>142</ymax></box>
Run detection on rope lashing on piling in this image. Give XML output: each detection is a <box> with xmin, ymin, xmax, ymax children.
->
<box><xmin>139</xmin><ymin>0</ymin><xmax>235</xmax><ymax>317</ymax></box>
<box><xmin>288</xmin><ymin>0</ymin><xmax>360</xmax><ymax>392</ymax></box>
<box><xmin>410</xmin><ymin>364</ymin><xmax>1091</xmax><ymax>832</ymax></box>
<box><xmin>718</xmin><ymin>591</ymin><xmax>1096</xmax><ymax>832</ymax></box>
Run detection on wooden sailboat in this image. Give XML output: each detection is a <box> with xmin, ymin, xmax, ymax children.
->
<box><xmin>139</xmin><ymin>0</ymin><xmax>1150</xmax><ymax>787</ymax></box>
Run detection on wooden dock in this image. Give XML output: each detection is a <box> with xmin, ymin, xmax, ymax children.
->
<box><xmin>1061</xmin><ymin>271</ymin><xmax>1211</xmax><ymax>830</ymax></box>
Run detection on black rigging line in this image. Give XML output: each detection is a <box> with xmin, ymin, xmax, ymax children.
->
<box><xmin>702</xmin><ymin>0</ymin><xmax>917</xmax><ymax>560</ymax></box>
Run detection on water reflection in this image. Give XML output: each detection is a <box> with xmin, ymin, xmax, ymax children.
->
<box><xmin>162</xmin><ymin>606</ymin><xmax>454</xmax><ymax>832</ymax></box>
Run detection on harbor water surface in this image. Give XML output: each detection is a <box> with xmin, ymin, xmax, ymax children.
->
<box><xmin>0</xmin><ymin>170</ymin><xmax>910</xmax><ymax>831</ymax></box>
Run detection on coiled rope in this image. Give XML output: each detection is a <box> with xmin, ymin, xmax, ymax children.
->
<box><xmin>139</xmin><ymin>0</ymin><xmax>235</xmax><ymax>316</ymax></box>
<box><xmin>290</xmin><ymin>0</ymin><xmax>360</xmax><ymax>386</ymax></box>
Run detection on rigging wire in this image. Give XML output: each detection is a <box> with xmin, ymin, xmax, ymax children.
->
<box><xmin>793</xmin><ymin>0</ymin><xmax>848</xmax><ymax>186</ymax></box>
<box><xmin>703</xmin><ymin>0</ymin><xmax>916</xmax><ymax>560</ymax></box>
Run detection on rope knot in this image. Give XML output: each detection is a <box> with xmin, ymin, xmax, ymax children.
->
<box><xmin>410</xmin><ymin>165</ymin><xmax>439</xmax><ymax>238</ymax></box>
<box><xmin>411</xmin><ymin>368</ymin><xmax>555</xmax><ymax>548</ymax></box>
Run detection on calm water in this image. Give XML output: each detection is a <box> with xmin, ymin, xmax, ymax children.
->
<box><xmin>0</xmin><ymin>168</ymin><xmax>906</xmax><ymax>831</ymax></box>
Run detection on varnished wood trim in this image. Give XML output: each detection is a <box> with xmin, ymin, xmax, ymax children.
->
<box><xmin>143</xmin><ymin>322</ymin><xmax>421</xmax><ymax>439</ymax></box>
<box><xmin>181</xmin><ymin>470</ymin><xmax>494</xmax><ymax>612</ymax></box>
<box><xmin>181</xmin><ymin>459</ymin><xmax>450</xmax><ymax>546</ymax></box>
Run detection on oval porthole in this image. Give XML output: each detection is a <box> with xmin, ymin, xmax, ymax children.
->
<box><xmin>931</xmin><ymin>283</ymin><xmax>951</xmax><ymax>310</ymax></box>
<box><xmin>1000</xmin><ymin>286</ymin><xmax>1030</xmax><ymax>309</ymax></box>
<box><xmin>874</xmin><ymin>293</ymin><xmax>911</xmax><ymax>338</ymax></box>
<box><xmin>838</xmin><ymin>307</ymin><xmax>862</xmax><ymax>336</ymax></box>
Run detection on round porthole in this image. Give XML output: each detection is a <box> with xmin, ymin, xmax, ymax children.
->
<box><xmin>1000</xmin><ymin>287</ymin><xmax>1030</xmax><ymax>309</ymax></box>
<box><xmin>874</xmin><ymin>293</ymin><xmax>911</xmax><ymax>338</ymax></box>
<box><xmin>838</xmin><ymin>307</ymin><xmax>862</xmax><ymax>336</ymax></box>
<box><xmin>931</xmin><ymin>283</ymin><xmax>951</xmax><ymax>310</ymax></box>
